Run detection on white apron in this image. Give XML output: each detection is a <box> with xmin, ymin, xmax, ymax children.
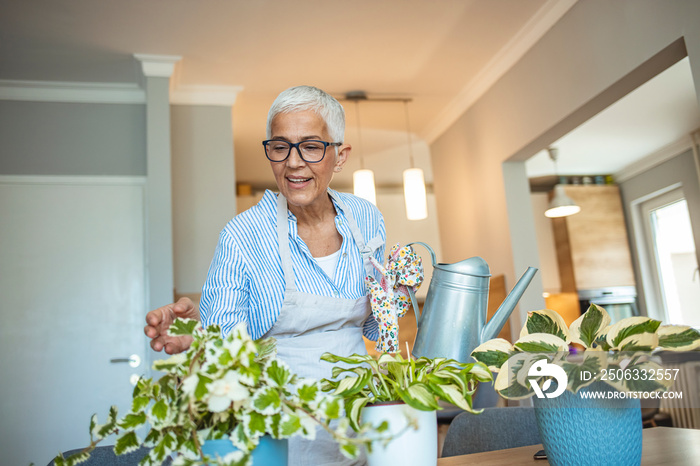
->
<box><xmin>263</xmin><ymin>192</ymin><xmax>382</xmax><ymax>466</ymax></box>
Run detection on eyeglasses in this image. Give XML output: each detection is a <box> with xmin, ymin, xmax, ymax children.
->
<box><xmin>262</xmin><ymin>139</ymin><xmax>342</xmax><ymax>163</ymax></box>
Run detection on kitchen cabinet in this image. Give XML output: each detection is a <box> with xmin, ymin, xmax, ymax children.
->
<box><xmin>552</xmin><ymin>185</ymin><xmax>636</xmax><ymax>291</ymax></box>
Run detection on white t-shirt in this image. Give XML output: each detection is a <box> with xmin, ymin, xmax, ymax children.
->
<box><xmin>314</xmin><ymin>249</ymin><xmax>341</xmax><ymax>279</ymax></box>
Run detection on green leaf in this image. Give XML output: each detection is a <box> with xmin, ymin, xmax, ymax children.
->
<box><xmin>327</xmin><ymin>374</ymin><xmax>368</xmax><ymax>397</ymax></box>
<box><xmin>617</xmin><ymin>332</ymin><xmax>659</xmax><ymax>351</ymax></box>
<box><xmin>321</xmin><ymin>352</ymin><xmax>372</xmax><ymax>365</ymax></box>
<box><xmin>570</xmin><ymin>303</ymin><xmax>611</xmax><ymax>347</ymax></box>
<box><xmin>321</xmin><ymin>352</ymin><xmax>377</xmax><ymax>372</ymax></box>
<box><xmin>56</xmin><ymin>449</ymin><xmax>91</xmax><ymax>466</ymax></box>
<box><xmin>521</xmin><ymin>309</ymin><xmax>569</xmax><ymax>341</ymax></box>
<box><xmin>345</xmin><ymin>396</ymin><xmax>370</xmax><ymax>431</ymax></box>
<box><xmin>152</xmin><ymin>353</ymin><xmax>187</xmax><ymax>372</ymax></box>
<box><xmin>470</xmin><ymin>338</ymin><xmax>514</xmax><ymax>372</ymax></box>
<box><xmin>339</xmin><ymin>443</ymin><xmax>359</xmax><ymax>459</ymax></box>
<box><xmin>114</xmin><ymin>431</ymin><xmax>140</xmax><ymax>455</ymax></box>
<box><xmin>297</xmin><ymin>382</ymin><xmax>319</xmax><ymax>402</ymax></box>
<box><xmin>118</xmin><ymin>411</ymin><xmax>147</xmax><ymax>430</ymax></box>
<box><xmin>426</xmin><ymin>372</ymin><xmax>466</xmax><ymax>393</ymax></box>
<box><xmin>194</xmin><ymin>374</ymin><xmax>212</xmax><ymax>400</ymax></box>
<box><xmin>132</xmin><ymin>395</ymin><xmax>150</xmax><ymax>413</ymax></box>
<box><xmin>151</xmin><ymin>399</ymin><xmax>168</xmax><ymax>421</ymax></box>
<box><xmin>495</xmin><ymin>378</ymin><xmax>533</xmax><ymax>399</ymax></box>
<box><xmin>658</xmin><ymin>325</ymin><xmax>700</xmax><ymax>351</ymax></box>
<box><xmin>398</xmin><ymin>383</ymin><xmax>440</xmax><ymax>411</ymax></box>
<box><xmin>431</xmin><ymin>383</ymin><xmax>474</xmax><ymax>412</ymax></box>
<box><xmin>607</xmin><ymin>317</ymin><xmax>661</xmax><ymax>349</ymax></box>
<box><xmin>265</xmin><ymin>360</ymin><xmax>293</xmax><ymax>387</ymax></box>
<box><xmin>471</xmin><ymin>349</ymin><xmax>510</xmax><ymax>372</ymax></box>
<box><xmin>467</xmin><ymin>362</ymin><xmax>495</xmax><ymax>382</ymax></box>
<box><xmin>514</xmin><ymin>333</ymin><xmax>568</xmax><ymax>353</ymax></box>
<box><xmin>150</xmin><ymin>431</ymin><xmax>177</xmax><ymax>463</ymax></box>
<box><xmin>252</xmin><ymin>387</ymin><xmax>282</xmax><ymax>415</ymax></box>
<box><xmin>279</xmin><ymin>413</ymin><xmax>302</xmax><ymax>437</ymax></box>
<box><xmin>93</xmin><ymin>406</ymin><xmax>119</xmax><ymax>439</ymax></box>
<box><xmin>562</xmin><ymin>352</ymin><xmax>606</xmax><ymax>393</ymax></box>
<box><xmin>267</xmin><ymin>413</ymin><xmax>282</xmax><ymax>438</ymax></box>
<box><xmin>322</xmin><ymin>397</ymin><xmax>341</xmax><ymax>419</ymax></box>
<box><xmin>248</xmin><ymin>411</ymin><xmax>267</xmax><ymax>436</ymax></box>
<box><xmin>168</xmin><ymin>318</ymin><xmax>200</xmax><ymax>336</ymax></box>
<box><xmin>493</xmin><ymin>353</ymin><xmax>536</xmax><ymax>400</ymax></box>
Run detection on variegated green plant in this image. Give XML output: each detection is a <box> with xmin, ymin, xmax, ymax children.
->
<box><xmin>319</xmin><ymin>351</ymin><xmax>493</xmax><ymax>432</ymax></box>
<box><xmin>471</xmin><ymin>304</ymin><xmax>700</xmax><ymax>399</ymax></box>
<box><xmin>53</xmin><ymin>319</ymin><xmax>380</xmax><ymax>466</ymax></box>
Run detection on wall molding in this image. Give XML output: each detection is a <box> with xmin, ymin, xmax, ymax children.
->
<box><xmin>615</xmin><ymin>136</ymin><xmax>694</xmax><ymax>183</ymax></box>
<box><xmin>134</xmin><ymin>53</ymin><xmax>182</xmax><ymax>78</ymax></box>
<box><xmin>0</xmin><ymin>79</ymin><xmax>243</xmax><ymax>106</ymax></box>
<box><xmin>0</xmin><ymin>79</ymin><xmax>146</xmax><ymax>104</ymax></box>
<box><xmin>0</xmin><ymin>175</ymin><xmax>147</xmax><ymax>186</ymax></box>
<box><xmin>422</xmin><ymin>0</ymin><xmax>578</xmax><ymax>143</ymax></box>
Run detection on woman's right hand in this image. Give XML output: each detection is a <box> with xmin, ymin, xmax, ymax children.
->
<box><xmin>144</xmin><ymin>297</ymin><xmax>198</xmax><ymax>354</ymax></box>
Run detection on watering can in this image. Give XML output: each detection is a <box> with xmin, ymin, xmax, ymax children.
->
<box><xmin>408</xmin><ymin>242</ymin><xmax>538</xmax><ymax>363</ymax></box>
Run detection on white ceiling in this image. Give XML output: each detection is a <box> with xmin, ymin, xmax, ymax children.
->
<box><xmin>2</xmin><ymin>0</ymin><xmax>698</xmax><ymax>189</ymax></box>
<box><xmin>526</xmin><ymin>57</ymin><xmax>700</xmax><ymax>181</ymax></box>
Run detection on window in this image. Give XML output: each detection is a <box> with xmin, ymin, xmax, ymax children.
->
<box><xmin>640</xmin><ymin>187</ymin><xmax>700</xmax><ymax>326</ymax></box>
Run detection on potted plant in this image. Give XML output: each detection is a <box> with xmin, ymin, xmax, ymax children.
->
<box><xmin>471</xmin><ymin>304</ymin><xmax>700</xmax><ymax>466</ymax></box>
<box><xmin>53</xmin><ymin>318</ymin><xmax>379</xmax><ymax>466</ymax></box>
<box><xmin>320</xmin><ymin>350</ymin><xmax>492</xmax><ymax>466</ymax></box>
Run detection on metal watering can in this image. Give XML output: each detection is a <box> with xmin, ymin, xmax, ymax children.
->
<box><xmin>407</xmin><ymin>242</ymin><xmax>538</xmax><ymax>363</ymax></box>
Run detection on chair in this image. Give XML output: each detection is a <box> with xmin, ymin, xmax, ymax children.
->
<box><xmin>441</xmin><ymin>407</ymin><xmax>541</xmax><ymax>457</ymax></box>
<box><xmin>47</xmin><ymin>446</ymin><xmax>172</xmax><ymax>466</ymax></box>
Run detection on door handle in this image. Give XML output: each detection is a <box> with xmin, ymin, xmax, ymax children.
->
<box><xmin>110</xmin><ymin>354</ymin><xmax>141</xmax><ymax>368</ymax></box>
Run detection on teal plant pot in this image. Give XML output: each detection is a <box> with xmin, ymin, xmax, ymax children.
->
<box><xmin>533</xmin><ymin>382</ymin><xmax>642</xmax><ymax>466</ymax></box>
<box><xmin>200</xmin><ymin>436</ymin><xmax>288</xmax><ymax>465</ymax></box>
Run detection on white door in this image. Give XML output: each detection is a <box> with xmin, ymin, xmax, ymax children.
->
<box><xmin>0</xmin><ymin>177</ymin><xmax>149</xmax><ymax>466</ymax></box>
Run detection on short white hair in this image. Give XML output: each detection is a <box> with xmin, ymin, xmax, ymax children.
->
<box><xmin>266</xmin><ymin>85</ymin><xmax>345</xmax><ymax>142</ymax></box>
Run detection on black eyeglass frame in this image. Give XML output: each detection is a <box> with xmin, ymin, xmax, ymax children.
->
<box><xmin>262</xmin><ymin>139</ymin><xmax>342</xmax><ymax>163</ymax></box>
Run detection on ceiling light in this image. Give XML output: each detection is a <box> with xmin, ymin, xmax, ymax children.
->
<box><xmin>544</xmin><ymin>147</ymin><xmax>580</xmax><ymax>218</ymax></box>
<box><xmin>348</xmin><ymin>94</ymin><xmax>377</xmax><ymax>205</ymax></box>
<box><xmin>545</xmin><ymin>184</ymin><xmax>581</xmax><ymax>218</ymax></box>
<box><xmin>353</xmin><ymin>169</ymin><xmax>376</xmax><ymax>205</ymax></box>
<box><xmin>402</xmin><ymin>100</ymin><xmax>427</xmax><ymax>221</ymax></box>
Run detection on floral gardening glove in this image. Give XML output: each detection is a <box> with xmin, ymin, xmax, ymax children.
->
<box><xmin>366</xmin><ymin>243</ymin><xmax>424</xmax><ymax>352</ymax></box>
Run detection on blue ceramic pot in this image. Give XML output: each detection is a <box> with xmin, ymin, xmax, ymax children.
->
<box><xmin>533</xmin><ymin>382</ymin><xmax>642</xmax><ymax>466</ymax></box>
<box><xmin>200</xmin><ymin>436</ymin><xmax>288</xmax><ymax>465</ymax></box>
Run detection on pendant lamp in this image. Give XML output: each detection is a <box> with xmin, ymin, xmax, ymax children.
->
<box><xmin>349</xmin><ymin>96</ymin><xmax>377</xmax><ymax>205</ymax></box>
<box><xmin>402</xmin><ymin>100</ymin><xmax>427</xmax><ymax>220</ymax></box>
<box><xmin>544</xmin><ymin>147</ymin><xmax>581</xmax><ymax>218</ymax></box>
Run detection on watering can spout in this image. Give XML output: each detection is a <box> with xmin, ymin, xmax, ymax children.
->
<box><xmin>480</xmin><ymin>267</ymin><xmax>538</xmax><ymax>343</ymax></box>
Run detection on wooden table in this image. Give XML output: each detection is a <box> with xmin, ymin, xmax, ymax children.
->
<box><xmin>437</xmin><ymin>427</ymin><xmax>700</xmax><ymax>465</ymax></box>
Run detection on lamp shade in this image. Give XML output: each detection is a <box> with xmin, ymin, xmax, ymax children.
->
<box><xmin>545</xmin><ymin>184</ymin><xmax>581</xmax><ymax>218</ymax></box>
<box><xmin>353</xmin><ymin>169</ymin><xmax>377</xmax><ymax>205</ymax></box>
<box><xmin>403</xmin><ymin>168</ymin><xmax>427</xmax><ymax>220</ymax></box>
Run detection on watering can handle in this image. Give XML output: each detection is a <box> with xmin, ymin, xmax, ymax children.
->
<box><xmin>408</xmin><ymin>286</ymin><xmax>421</xmax><ymax>325</ymax></box>
<box><xmin>406</xmin><ymin>242</ymin><xmax>436</xmax><ymax>325</ymax></box>
<box><xmin>406</xmin><ymin>241</ymin><xmax>437</xmax><ymax>267</ymax></box>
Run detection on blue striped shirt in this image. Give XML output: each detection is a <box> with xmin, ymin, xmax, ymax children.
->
<box><xmin>199</xmin><ymin>188</ymin><xmax>385</xmax><ymax>341</ymax></box>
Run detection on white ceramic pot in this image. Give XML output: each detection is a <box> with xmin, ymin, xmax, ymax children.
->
<box><xmin>361</xmin><ymin>402</ymin><xmax>437</xmax><ymax>466</ymax></box>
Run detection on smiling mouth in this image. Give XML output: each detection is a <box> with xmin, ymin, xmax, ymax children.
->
<box><xmin>286</xmin><ymin>176</ymin><xmax>311</xmax><ymax>184</ymax></box>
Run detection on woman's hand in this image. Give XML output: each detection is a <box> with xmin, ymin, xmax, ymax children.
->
<box><xmin>144</xmin><ymin>297</ymin><xmax>198</xmax><ymax>354</ymax></box>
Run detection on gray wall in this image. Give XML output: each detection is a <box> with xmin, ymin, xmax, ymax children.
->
<box><xmin>171</xmin><ymin>104</ymin><xmax>236</xmax><ymax>295</ymax></box>
<box><xmin>0</xmin><ymin>101</ymin><xmax>146</xmax><ymax>176</ymax></box>
<box><xmin>619</xmin><ymin>149</ymin><xmax>700</xmax><ymax>317</ymax></box>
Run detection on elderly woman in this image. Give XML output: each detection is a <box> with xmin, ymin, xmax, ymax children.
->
<box><xmin>145</xmin><ymin>85</ymin><xmax>385</xmax><ymax>465</ymax></box>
